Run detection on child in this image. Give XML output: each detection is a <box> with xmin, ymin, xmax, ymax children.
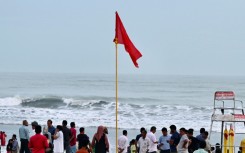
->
<box><xmin>6</xmin><ymin>139</ymin><xmax>13</xmax><ymax>153</ymax></box>
<box><xmin>130</xmin><ymin>139</ymin><xmax>136</xmax><ymax>153</ymax></box>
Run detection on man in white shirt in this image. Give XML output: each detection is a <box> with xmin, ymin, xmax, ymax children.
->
<box><xmin>118</xmin><ymin>130</ymin><xmax>128</xmax><ymax>153</ymax></box>
<box><xmin>147</xmin><ymin>126</ymin><xmax>158</xmax><ymax>153</ymax></box>
<box><xmin>177</xmin><ymin>128</ymin><xmax>189</xmax><ymax>153</ymax></box>
<box><xmin>138</xmin><ymin>130</ymin><xmax>150</xmax><ymax>153</ymax></box>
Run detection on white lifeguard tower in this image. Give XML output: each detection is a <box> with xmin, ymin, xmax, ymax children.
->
<box><xmin>209</xmin><ymin>91</ymin><xmax>245</xmax><ymax>153</ymax></box>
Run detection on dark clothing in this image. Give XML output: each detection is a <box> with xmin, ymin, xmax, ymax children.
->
<box><xmin>160</xmin><ymin>149</ymin><xmax>171</xmax><ymax>153</ymax></box>
<box><xmin>136</xmin><ymin>134</ymin><xmax>141</xmax><ymax>153</ymax></box>
<box><xmin>94</xmin><ymin>134</ymin><xmax>107</xmax><ymax>153</ymax></box>
<box><xmin>188</xmin><ymin>136</ymin><xmax>199</xmax><ymax>153</ymax></box>
<box><xmin>20</xmin><ymin>139</ymin><xmax>30</xmax><ymax>153</ymax></box>
<box><xmin>63</xmin><ymin>126</ymin><xmax>71</xmax><ymax>153</ymax></box>
<box><xmin>48</xmin><ymin>126</ymin><xmax>56</xmax><ymax>136</ymax></box>
<box><xmin>136</xmin><ymin>134</ymin><xmax>141</xmax><ymax>141</ymax></box>
<box><xmin>170</xmin><ymin>132</ymin><xmax>180</xmax><ymax>152</ymax></box>
<box><xmin>148</xmin><ymin>152</ymin><xmax>157</xmax><ymax>153</ymax></box>
<box><xmin>77</xmin><ymin>134</ymin><xmax>90</xmax><ymax>149</ymax></box>
<box><xmin>6</xmin><ymin>143</ymin><xmax>13</xmax><ymax>151</ymax></box>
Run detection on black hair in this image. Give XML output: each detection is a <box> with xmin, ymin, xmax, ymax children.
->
<box><xmin>79</xmin><ymin>127</ymin><xmax>85</xmax><ymax>133</ymax></box>
<box><xmin>199</xmin><ymin>140</ymin><xmax>206</xmax><ymax>149</ymax></box>
<box><xmin>200</xmin><ymin>128</ymin><xmax>205</xmax><ymax>133</ymax></box>
<box><xmin>35</xmin><ymin>125</ymin><xmax>42</xmax><ymax>134</ymax></box>
<box><xmin>204</xmin><ymin>131</ymin><xmax>209</xmax><ymax>136</ymax></box>
<box><xmin>70</xmin><ymin>122</ymin><xmax>75</xmax><ymax>128</ymax></box>
<box><xmin>180</xmin><ymin>127</ymin><xmax>186</xmax><ymax>133</ymax></box>
<box><xmin>140</xmin><ymin>127</ymin><xmax>145</xmax><ymax>132</ymax></box>
<box><xmin>170</xmin><ymin>125</ymin><xmax>176</xmax><ymax>130</ymax></box>
<box><xmin>57</xmin><ymin>125</ymin><xmax>63</xmax><ymax>131</ymax></box>
<box><xmin>47</xmin><ymin>119</ymin><xmax>52</xmax><ymax>124</ymax></box>
<box><xmin>81</xmin><ymin>139</ymin><xmax>89</xmax><ymax>147</ymax></box>
<box><xmin>161</xmin><ymin>127</ymin><xmax>167</xmax><ymax>132</ymax></box>
<box><xmin>123</xmin><ymin>130</ymin><xmax>127</xmax><ymax>135</ymax></box>
<box><xmin>44</xmin><ymin>134</ymin><xmax>49</xmax><ymax>139</ymax></box>
<box><xmin>62</xmin><ymin>120</ymin><xmax>67</xmax><ymax>126</ymax></box>
<box><xmin>130</xmin><ymin>139</ymin><xmax>136</xmax><ymax>145</ymax></box>
<box><xmin>150</xmin><ymin>126</ymin><xmax>156</xmax><ymax>131</ymax></box>
<box><xmin>188</xmin><ymin>128</ymin><xmax>194</xmax><ymax>134</ymax></box>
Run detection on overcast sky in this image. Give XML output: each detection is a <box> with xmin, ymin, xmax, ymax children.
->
<box><xmin>0</xmin><ymin>1</ymin><xmax>245</xmax><ymax>76</ymax></box>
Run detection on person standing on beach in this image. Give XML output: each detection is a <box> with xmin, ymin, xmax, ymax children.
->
<box><xmin>147</xmin><ymin>126</ymin><xmax>158</xmax><ymax>153</ymax></box>
<box><xmin>19</xmin><ymin>120</ymin><xmax>30</xmax><ymax>153</ymax></box>
<box><xmin>12</xmin><ymin>134</ymin><xmax>19</xmax><ymax>153</ymax></box>
<box><xmin>193</xmin><ymin>141</ymin><xmax>207</xmax><ymax>153</ymax></box>
<box><xmin>53</xmin><ymin>125</ymin><xmax>64</xmax><ymax>153</ymax></box>
<box><xmin>77</xmin><ymin>127</ymin><xmax>91</xmax><ymax>151</ymax></box>
<box><xmin>118</xmin><ymin>130</ymin><xmax>128</xmax><ymax>153</ymax></box>
<box><xmin>104</xmin><ymin>127</ymin><xmax>112</xmax><ymax>153</ymax></box>
<box><xmin>169</xmin><ymin>125</ymin><xmax>180</xmax><ymax>153</ymax></box>
<box><xmin>202</xmin><ymin>131</ymin><xmax>211</xmax><ymax>153</ymax></box>
<box><xmin>196</xmin><ymin>128</ymin><xmax>205</xmax><ymax>142</ymax></box>
<box><xmin>136</xmin><ymin>127</ymin><xmax>146</xmax><ymax>153</ymax></box>
<box><xmin>187</xmin><ymin>129</ymin><xmax>198</xmax><ymax>153</ymax></box>
<box><xmin>91</xmin><ymin>125</ymin><xmax>109</xmax><ymax>153</ymax></box>
<box><xmin>176</xmin><ymin>128</ymin><xmax>189</xmax><ymax>153</ymax></box>
<box><xmin>47</xmin><ymin>119</ymin><xmax>56</xmax><ymax>143</ymax></box>
<box><xmin>137</xmin><ymin>130</ymin><xmax>150</xmax><ymax>153</ymax></box>
<box><xmin>158</xmin><ymin>127</ymin><xmax>171</xmax><ymax>153</ymax></box>
<box><xmin>76</xmin><ymin>138</ymin><xmax>89</xmax><ymax>153</ymax></box>
<box><xmin>62</xmin><ymin>120</ymin><xmax>71</xmax><ymax>153</ymax></box>
<box><xmin>70</xmin><ymin>122</ymin><xmax>77</xmax><ymax>153</ymax></box>
<box><xmin>1</xmin><ymin>131</ymin><xmax>7</xmax><ymax>146</ymax></box>
<box><xmin>28</xmin><ymin>125</ymin><xmax>49</xmax><ymax>153</ymax></box>
<box><xmin>30</xmin><ymin>121</ymin><xmax>38</xmax><ymax>137</ymax></box>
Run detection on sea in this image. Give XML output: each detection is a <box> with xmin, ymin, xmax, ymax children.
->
<box><xmin>1</xmin><ymin>72</ymin><xmax>245</xmax><ymax>152</ymax></box>
<box><xmin>1</xmin><ymin>72</ymin><xmax>245</xmax><ymax>132</ymax></box>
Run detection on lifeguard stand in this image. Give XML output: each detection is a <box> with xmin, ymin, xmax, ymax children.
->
<box><xmin>209</xmin><ymin>91</ymin><xmax>245</xmax><ymax>152</ymax></box>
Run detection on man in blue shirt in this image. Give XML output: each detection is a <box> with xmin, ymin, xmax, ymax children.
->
<box><xmin>158</xmin><ymin>127</ymin><xmax>171</xmax><ymax>153</ymax></box>
<box><xmin>169</xmin><ymin>125</ymin><xmax>180</xmax><ymax>153</ymax></box>
<box><xmin>47</xmin><ymin>119</ymin><xmax>56</xmax><ymax>142</ymax></box>
<box><xmin>19</xmin><ymin>120</ymin><xmax>30</xmax><ymax>153</ymax></box>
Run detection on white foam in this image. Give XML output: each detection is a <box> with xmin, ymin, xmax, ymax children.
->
<box><xmin>0</xmin><ymin>96</ymin><xmax>22</xmax><ymax>106</ymax></box>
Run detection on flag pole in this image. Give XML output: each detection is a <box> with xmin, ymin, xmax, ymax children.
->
<box><xmin>115</xmin><ymin>39</ymin><xmax>119</xmax><ymax>153</ymax></box>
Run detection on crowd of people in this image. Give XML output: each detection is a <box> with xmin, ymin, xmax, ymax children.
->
<box><xmin>1</xmin><ymin>120</ymin><xmax>244</xmax><ymax>153</ymax></box>
<box><xmin>117</xmin><ymin>125</ymin><xmax>221</xmax><ymax>153</ymax></box>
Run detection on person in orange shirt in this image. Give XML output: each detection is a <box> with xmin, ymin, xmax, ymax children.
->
<box><xmin>76</xmin><ymin>138</ymin><xmax>89</xmax><ymax>153</ymax></box>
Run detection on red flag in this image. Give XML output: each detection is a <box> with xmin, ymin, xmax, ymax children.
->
<box><xmin>113</xmin><ymin>12</ymin><xmax>142</xmax><ymax>68</ymax></box>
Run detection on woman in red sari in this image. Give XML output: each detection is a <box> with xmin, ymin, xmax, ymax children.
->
<box><xmin>1</xmin><ymin>131</ymin><xmax>7</xmax><ymax>146</ymax></box>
